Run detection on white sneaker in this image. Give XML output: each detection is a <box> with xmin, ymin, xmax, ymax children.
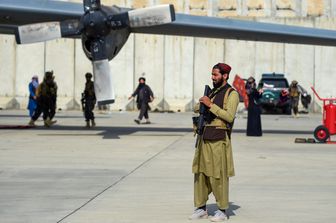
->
<box><xmin>210</xmin><ymin>210</ymin><xmax>228</xmax><ymax>222</ymax></box>
<box><xmin>189</xmin><ymin>208</ymin><xmax>208</xmax><ymax>220</ymax></box>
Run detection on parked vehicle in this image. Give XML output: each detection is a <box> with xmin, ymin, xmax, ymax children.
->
<box><xmin>234</xmin><ymin>73</ymin><xmax>311</xmax><ymax>114</ymax></box>
<box><xmin>258</xmin><ymin>73</ymin><xmax>291</xmax><ymax>114</ymax></box>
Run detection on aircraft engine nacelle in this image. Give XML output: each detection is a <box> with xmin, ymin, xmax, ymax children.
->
<box><xmin>81</xmin><ymin>28</ymin><xmax>130</xmax><ymax>61</ymax></box>
<box><xmin>81</xmin><ymin>5</ymin><xmax>131</xmax><ymax>61</ymax></box>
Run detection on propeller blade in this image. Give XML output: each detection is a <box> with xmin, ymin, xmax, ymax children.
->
<box><xmin>16</xmin><ymin>22</ymin><xmax>61</xmax><ymax>44</ymax></box>
<box><xmin>83</xmin><ymin>0</ymin><xmax>101</xmax><ymax>12</ymax></box>
<box><xmin>90</xmin><ymin>38</ymin><xmax>114</xmax><ymax>105</ymax></box>
<box><xmin>93</xmin><ymin>59</ymin><xmax>115</xmax><ymax>105</ymax></box>
<box><xmin>15</xmin><ymin>20</ymin><xmax>80</xmax><ymax>44</ymax></box>
<box><xmin>128</xmin><ymin>4</ymin><xmax>175</xmax><ymax>28</ymax></box>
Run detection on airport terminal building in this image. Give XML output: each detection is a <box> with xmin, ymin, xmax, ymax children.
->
<box><xmin>0</xmin><ymin>0</ymin><xmax>335</xmax><ymax>112</ymax></box>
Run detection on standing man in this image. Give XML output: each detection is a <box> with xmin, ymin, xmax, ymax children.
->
<box><xmin>28</xmin><ymin>71</ymin><xmax>57</xmax><ymax>127</ymax></box>
<box><xmin>128</xmin><ymin>77</ymin><xmax>154</xmax><ymax>124</ymax></box>
<box><xmin>190</xmin><ymin>63</ymin><xmax>239</xmax><ymax>221</ymax></box>
<box><xmin>27</xmin><ymin>75</ymin><xmax>39</xmax><ymax>117</ymax></box>
<box><xmin>82</xmin><ymin>72</ymin><xmax>96</xmax><ymax>128</ymax></box>
<box><xmin>289</xmin><ymin>80</ymin><xmax>300</xmax><ymax>117</ymax></box>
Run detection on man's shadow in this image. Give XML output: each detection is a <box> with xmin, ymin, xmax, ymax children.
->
<box><xmin>207</xmin><ymin>202</ymin><xmax>240</xmax><ymax>217</ymax></box>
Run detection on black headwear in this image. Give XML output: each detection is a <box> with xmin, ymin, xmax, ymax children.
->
<box><xmin>85</xmin><ymin>72</ymin><xmax>93</xmax><ymax>78</ymax></box>
<box><xmin>45</xmin><ymin>71</ymin><xmax>53</xmax><ymax>79</ymax></box>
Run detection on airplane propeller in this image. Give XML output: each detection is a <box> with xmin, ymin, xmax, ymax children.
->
<box><xmin>14</xmin><ymin>0</ymin><xmax>175</xmax><ymax>105</ymax></box>
<box><xmin>83</xmin><ymin>0</ymin><xmax>100</xmax><ymax>12</ymax></box>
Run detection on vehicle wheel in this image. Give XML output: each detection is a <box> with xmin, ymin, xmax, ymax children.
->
<box><xmin>314</xmin><ymin>125</ymin><xmax>330</xmax><ymax>143</ymax></box>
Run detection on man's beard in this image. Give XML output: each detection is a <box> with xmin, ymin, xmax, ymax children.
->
<box><xmin>139</xmin><ymin>83</ymin><xmax>145</xmax><ymax>88</ymax></box>
<box><xmin>213</xmin><ymin>78</ymin><xmax>224</xmax><ymax>88</ymax></box>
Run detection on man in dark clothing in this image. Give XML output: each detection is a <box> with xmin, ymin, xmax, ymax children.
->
<box><xmin>49</xmin><ymin>76</ymin><xmax>57</xmax><ymax>121</ymax></box>
<box><xmin>28</xmin><ymin>71</ymin><xmax>57</xmax><ymax>127</ymax></box>
<box><xmin>245</xmin><ymin>76</ymin><xmax>263</xmax><ymax>136</ymax></box>
<box><xmin>128</xmin><ymin>77</ymin><xmax>154</xmax><ymax>124</ymax></box>
<box><xmin>82</xmin><ymin>72</ymin><xmax>96</xmax><ymax>128</ymax></box>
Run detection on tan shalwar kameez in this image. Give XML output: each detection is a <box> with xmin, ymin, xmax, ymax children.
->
<box><xmin>192</xmin><ymin>90</ymin><xmax>239</xmax><ymax>210</ymax></box>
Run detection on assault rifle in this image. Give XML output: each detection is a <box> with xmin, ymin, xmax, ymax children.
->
<box><xmin>193</xmin><ymin>85</ymin><xmax>211</xmax><ymax>147</ymax></box>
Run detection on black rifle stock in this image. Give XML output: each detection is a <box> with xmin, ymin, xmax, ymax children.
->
<box><xmin>195</xmin><ymin>85</ymin><xmax>211</xmax><ymax>147</ymax></box>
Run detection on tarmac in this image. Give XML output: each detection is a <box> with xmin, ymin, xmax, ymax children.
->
<box><xmin>0</xmin><ymin>109</ymin><xmax>335</xmax><ymax>223</ymax></box>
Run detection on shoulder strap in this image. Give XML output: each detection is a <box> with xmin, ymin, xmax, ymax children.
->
<box><xmin>223</xmin><ymin>87</ymin><xmax>235</xmax><ymax>139</ymax></box>
<box><xmin>223</xmin><ymin>87</ymin><xmax>234</xmax><ymax>109</ymax></box>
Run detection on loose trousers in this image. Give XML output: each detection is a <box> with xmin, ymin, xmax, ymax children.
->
<box><xmin>84</xmin><ymin>99</ymin><xmax>95</xmax><ymax>121</ymax></box>
<box><xmin>138</xmin><ymin>103</ymin><xmax>149</xmax><ymax>120</ymax></box>
<box><xmin>291</xmin><ymin>97</ymin><xmax>299</xmax><ymax>115</ymax></box>
<box><xmin>194</xmin><ymin>172</ymin><xmax>229</xmax><ymax>210</ymax></box>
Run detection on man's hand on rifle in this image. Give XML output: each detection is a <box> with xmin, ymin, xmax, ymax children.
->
<box><xmin>199</xmin><ymin>96</ymin><xmax>213</xmax><ymax>108</ymax></box>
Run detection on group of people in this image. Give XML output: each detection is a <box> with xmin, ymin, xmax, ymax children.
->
<box><xmin>244</xmin><ymin>78</ymin><xmax>305</xmax><ymax>137</ymax></box>
<box><xmin>27</xmin><ymin>72</ymin><xmax>155</xmax><ymax>127</ymax></box>
<box><xmin>28</xmin><ymin>71</ymin><xmax>58</xmax><ymax>127</ymax></box>
<box><xmin>27</xmin><ymin>71</ymin><xmax>96</xmax><ymax>128</ymax></box>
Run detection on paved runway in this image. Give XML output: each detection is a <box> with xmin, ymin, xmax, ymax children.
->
<box><xmin>0</xmin><ymin>110</ymin><xmax>335</xmax><ymax>223</ymax></box>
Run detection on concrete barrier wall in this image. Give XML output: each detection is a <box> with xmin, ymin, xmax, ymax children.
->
<box><xmin>164</xmin><ymin>36</ymin><xmax>194</xmax><ymax>111</ymax></box>
<box><xmin>0</xmin><ymin>0</ymin><xmax>335</xmax><ymax>112</ymax></box>
<box><xmin>14</xmin><ymin>42</ymin><xmax>45</xmax><ymax>109</ymax></box>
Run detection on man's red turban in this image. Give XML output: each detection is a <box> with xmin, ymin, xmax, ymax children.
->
<box><xmin>213</xmin><ymin>63</ymin><xmax>231</xmax><ymax>75</ymax></box>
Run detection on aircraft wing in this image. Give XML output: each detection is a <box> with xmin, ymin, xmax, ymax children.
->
<box><xmin>131</xmin><ymin>13</ymin><xmax>336</xmax><ymax>47</ymax></box>
<box><xmin>0</xmin><ymin>0</ymin><xmax>82</xmax><ymax>35</ymax></box>
<box><xmin>0</xmin><ymin>0</ymin><xmax>126</xmax><ymax>35</ymax></box>
<box><xmin>1</xmin><ymin>1</ymin><xmax>336</xmax><ymax>46</ymax></box>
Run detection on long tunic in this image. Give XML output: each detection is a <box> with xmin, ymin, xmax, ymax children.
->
<box><xmin>27</xmin><ymin>82</ymin><xmax>37</xmax><ymax>116</ymax></box>
<box><xmin>192</xmin><ymin>89</ymin><xmax>239</xmax><ymax>178</ymax></box>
